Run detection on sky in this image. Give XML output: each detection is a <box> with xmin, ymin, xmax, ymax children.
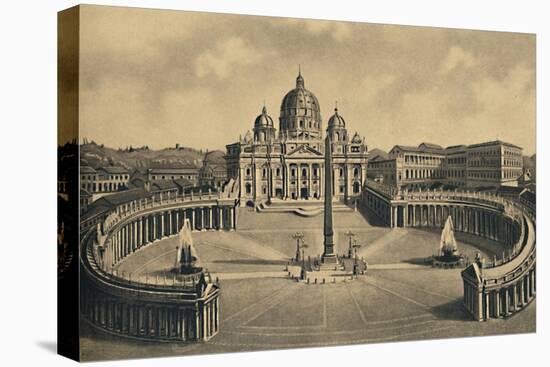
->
<box><xmin>75</xmin><ymin>5</ymin><xmax>536</xmax><ymax>155</ymax></box>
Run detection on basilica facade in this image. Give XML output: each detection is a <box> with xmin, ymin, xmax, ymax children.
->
<box><xmin>225</xmin><ymin>72</ymin><xmax>369</xmax><ymax>205</ymax></box>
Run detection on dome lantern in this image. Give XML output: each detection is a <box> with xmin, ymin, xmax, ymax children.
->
<box><xmin>296</xmin><ymin>66</ymin><xmax>305</xmax><ymax>88</ymax></box>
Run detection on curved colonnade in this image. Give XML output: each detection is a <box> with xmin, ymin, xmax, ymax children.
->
<box><xmin>362</xmin><ymin>185</ymin><xmax>536</xmax><ymax>321</ymax></box>
<box><xmin>80</xmin><ymin>191</ymin><xmax>238</xmax><ymax>342</ymax></box>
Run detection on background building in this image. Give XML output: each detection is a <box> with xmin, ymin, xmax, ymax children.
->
<box><xmin>80</xmin><ymin>165</ymin><xmax>130</xmax><ymax>194</ymax></box>
<box><xmin>199</xmin><ymin>150</ymin><xmax>228</xmax><ymax>189</ymax></box>
<box><xmin>147</xmin><ymin>166</ymin><xmax>199</xmax><ymax>183</ymax></box>
<box><xmin>466</xmin><ymin>141</ymin><xmax>523</xmax><ymax>188</ymax></box>
<box><xmin>367</xmin><ymin>140</ymin><xmax>523</xmax><ymax>190</ymax></box>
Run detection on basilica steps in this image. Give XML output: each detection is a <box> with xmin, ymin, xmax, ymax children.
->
<box><xmin>255</xmin><ymin>199</ymin><xmax>354</xmax><ymax>217</ymax></box>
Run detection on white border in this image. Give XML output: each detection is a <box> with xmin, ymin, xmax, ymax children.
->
<box><xmin>0</xmin><ymin>1</ymin><xmax>547</xmax><ymax>366</ymax></box>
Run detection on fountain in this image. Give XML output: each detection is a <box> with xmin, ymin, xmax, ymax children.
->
<box><xmin>431</xmin><ymin>216</ymin><xmax>464</xmax><ymax>268</ymax></box>
<box><xmin>174</xmin><ymin>218</ymin><xmax>203</xmax><ymax>275</ymax></box>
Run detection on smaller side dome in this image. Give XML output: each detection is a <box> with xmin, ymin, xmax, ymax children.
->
<box><xmin>327</xmin><ymin>107</ymin><xmax>346</xmax><ymax>128</ymax></box>
<box><xmin>254</xmin><ymin>105</ymin><xmax>274</xmax><ymax>127</ymax></box>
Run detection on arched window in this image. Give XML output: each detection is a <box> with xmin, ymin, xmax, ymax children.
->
<box><xmin>262</xmin><ymin>168</ymin><xmax>267</xmax><ymax>178</ymax></box>
<box><xmin>246</xmin><ymin>168</ymin><xmax>251</xmax><ymax>176</ymax></box>
<box><xmin>302</xmin><ymin>168</ymin><xmax>307</xmax><ymax>177</ymax></box>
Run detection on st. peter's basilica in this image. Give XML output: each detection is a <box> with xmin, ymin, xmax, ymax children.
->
<box><xmin>225</xmin><ymin>72</ymin><xmax>369</xmax><ymax>205</ymax></box>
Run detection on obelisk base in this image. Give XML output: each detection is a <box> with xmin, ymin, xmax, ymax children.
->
<box><xmin>321</xmin><ymin>254</ymin><xmax>338</xmax><ymax>264</ymax></box>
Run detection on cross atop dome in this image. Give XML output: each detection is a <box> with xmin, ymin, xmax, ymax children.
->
<box><xmin>296</xmin><ymin>65</ymin><xmax>304</xmax><ymax>88</ymax></box>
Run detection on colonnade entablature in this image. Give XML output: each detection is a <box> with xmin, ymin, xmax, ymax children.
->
<box><xmin>360</xmin><ymin>181</ymin><xmax>536</xmax><ymax>321</ymax></box>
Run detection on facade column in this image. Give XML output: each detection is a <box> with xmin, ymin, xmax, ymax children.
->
<box><xmin>476</xmin><ymin>290</ymin><xmax>483</xmax><ymax>321</ymax></box>
<box><xmin>152</xmin><ymin>215</ymin><xmax>157</xmax><ymax>241</ymax></box>
<box><xmin>503</xmin><ymin>288</ymin><xmax>509</xmax><ymax>315</ymax></box>
<box><xmin>318</xmin><ymin>163</ymin><xmax>323</xmax><ymax>200</ymax></box>
<box><xmin>484</xmin><ymin>292</ymin><xmax>490</xmax><ymax>320</ymax></box>
<box><xmin>168</xmin><ymin>210</ymin><xmax>173</xmax><ymax>236</ymax></box>
<box><xmin>521</xmin><ymin>278</ymin><xmax>527</xmax><ymax>305</ymax></box>
<box><xmin>138</xmin><ymin>217</ymin><xmax>145</xmax><ymax>247</ymax></box>
<box><xmin>136</xmin><ymin>219</ymin><xmax>141</xmax><ymax>249</ymax></box>
<box><xmin>494</xmin><ymin>290</ymin><xmax>500</xmax><ymax>317</ymax></box>
<box><xmin>132</xmin><ymin>221</ymin><xmax>137</xmax><ymax>251</ymax></box>
<box><xmin>531</xmin><ymin>269</ymin><xmax>536</xmax><ymax>296</ymax></box>
<box><xmin>145</xmin><ymin>216</ymin><xmax>150</xmax><ymax>244</ymax></box>
<box><xmin>209</xmin><ymin>207</ymin><xmax>213</xmax><ymax>230</ymax></box>
<box><xmin>512</xmin><ymin>284</ymin><xmax>518</xmax><ymax>311</ymax></box>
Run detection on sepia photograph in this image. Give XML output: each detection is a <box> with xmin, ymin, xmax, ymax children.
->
<box><xmin>56</xmin><ymin>3</ymin><xmax>536</xmax><ymax>363</ymax></box>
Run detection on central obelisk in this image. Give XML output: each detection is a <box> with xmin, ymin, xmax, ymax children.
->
<box><xmin>322</xmin><ymin>134</ymin><xmax>337</xmax><ymax>263</ymax></box>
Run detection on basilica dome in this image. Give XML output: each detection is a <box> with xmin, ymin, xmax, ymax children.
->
<box><xmin>279</xmin><ymin>71</ymin><xmax>322</xmax><ymax>140</ymax></box>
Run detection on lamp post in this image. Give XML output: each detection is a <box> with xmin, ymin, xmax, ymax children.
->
<box><xmin>352</xmin><ymin>240</ymin><xmax>362</xmax><ymax>276</ymax></box>
<box><xmin>292</xmin><ymin>232</ymin><xmax>304</xmax><ymax>262</ymax></box>
<box><xmin>345</xmin><ymin>230</ymin><xmax>356</xmax><ymax>258</ymax></box>
<box><xmin>301</xmin><ymin>243</ymin><xmax>309</xmax><ymax>269</ymax></box>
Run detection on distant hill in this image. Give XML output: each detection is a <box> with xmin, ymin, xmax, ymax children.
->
<box><xmin>80</xmin><ymin>143</ymin><xmax>225</xmax><ymax>171</ymax></box>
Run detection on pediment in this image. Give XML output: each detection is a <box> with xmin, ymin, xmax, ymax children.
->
<box><xmin>287</xmin><ymin>144</ymin><xmax>323</xmax><ymax>157</ymax></box>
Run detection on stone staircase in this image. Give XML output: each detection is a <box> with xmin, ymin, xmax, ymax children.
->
<box><xmin>256</xmin><ymin>199</ymin><xmax>355</xmax><ymax>217</ymax></box>
<box><xmin>318</xmin><ymin>263</ymin><xmax>345</xmax><ymax>272</ymax></box>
